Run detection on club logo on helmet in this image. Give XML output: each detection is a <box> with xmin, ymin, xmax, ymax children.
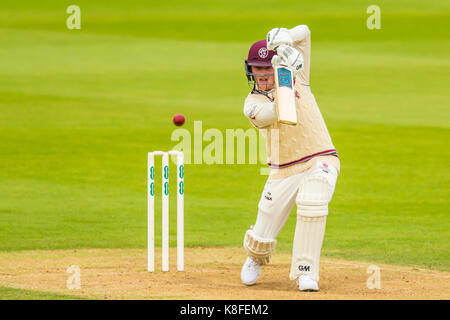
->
<box><xmin>258</xmin><ymin>47</ymin><xmax>268</xmax><ymax>59</ymax></box>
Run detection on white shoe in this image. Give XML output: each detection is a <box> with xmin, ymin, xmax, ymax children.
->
<box><xmin>297</xmin><ymin>274</ymin><xmax>319</xmax><ymax>292</ymax></box>
<box><xmin>241</xmin><ymin>257</ymin><xmax>262</xmax><ymax>286</ymax></box>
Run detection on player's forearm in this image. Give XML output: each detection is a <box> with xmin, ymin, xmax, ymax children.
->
<box><xmin>243</xmin><ymin>101</ymin><xmax>277</xmax><ymax>128</ymax></box>
<box><xmin>289</xmin><ymin>25</ymin><xmax>310</xmax><ymax>43</ymax></box>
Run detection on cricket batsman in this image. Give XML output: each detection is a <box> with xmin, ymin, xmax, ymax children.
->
<box><xmin>241</xmin><ymin>25</ymin><xmax>340</xmax><ymax>291</ymax></box>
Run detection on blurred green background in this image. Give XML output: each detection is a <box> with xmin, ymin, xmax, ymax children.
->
<box><xmin>0</xmin><ymin>0</ymin><xmax>449</xmax><ymax>271</ymax></box>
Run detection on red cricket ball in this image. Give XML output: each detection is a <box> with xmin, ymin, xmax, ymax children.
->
<box><xmin>172</xmin><ymin>113</ymin><xmax>185</xmax><ymax>126</ymax></box>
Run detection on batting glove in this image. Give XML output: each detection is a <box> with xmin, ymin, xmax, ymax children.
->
<box><xmin>271</xmin><ymin>55</ymin><xmax>286</xmax><ymax>67</ymax></box>
<box><xmin>273</xmin><ymin>45</ymin><xmax>304</xmax><ymax>74</ymax></box>
<box><xmin>266</xmin><ymin>28</ymin><xmax>293</xmax><ymax>50</ymax></box>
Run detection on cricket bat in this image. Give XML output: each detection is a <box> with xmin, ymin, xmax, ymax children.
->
<box><xmin>274</xmin><ymin>66</ymin><xmax>297</xmax><ymax>125</ymax></box>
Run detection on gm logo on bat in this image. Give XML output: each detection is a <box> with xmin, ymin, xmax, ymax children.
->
<box><xmin>277</xmin><ymin>67</ymin><xmax>292</xmax><ymax>89</ymax></box>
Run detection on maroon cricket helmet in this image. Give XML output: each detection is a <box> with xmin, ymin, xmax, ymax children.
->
<box><xmin>245</xmin><ymin>40</ymin><xmax>276</xmax><ymax>83</ymax></box>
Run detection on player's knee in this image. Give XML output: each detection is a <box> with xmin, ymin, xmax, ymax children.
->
<box><xmin>243</xmin><ymin>229</ymin><xmax>277</xmax><ymax>265</ymax></box>
<box><xmin>296</xmin><ymin>175</ymin><xmax>332</xmax><ymax>218</ymax></box>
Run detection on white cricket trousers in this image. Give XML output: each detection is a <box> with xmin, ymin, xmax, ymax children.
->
<box><xmin>252</xmin><ymin>160</ymin><xmax>338</xmax><ymax>281</ymax></box>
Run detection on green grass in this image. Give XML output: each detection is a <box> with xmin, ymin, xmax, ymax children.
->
<box><xmin>0</xmin><ymin>0</ymin><xmax>449</xmax><ymax>271</ymax></box>
<box><xmin>0</xmin><ymin>287</ymin><xmax>87</xmax><ymax>300</ymax></box>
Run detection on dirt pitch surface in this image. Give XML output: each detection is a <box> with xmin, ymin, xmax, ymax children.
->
<box><xmin>0</xmin><ymin>247</ymin><xmax>448</xmax><ymax>300</ymax></box>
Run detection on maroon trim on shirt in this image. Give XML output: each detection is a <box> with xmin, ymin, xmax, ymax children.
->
<box><xmin>267</xmin><ymin>149</ymin><xmax>339</xmax><ymax>169</ymax></box>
